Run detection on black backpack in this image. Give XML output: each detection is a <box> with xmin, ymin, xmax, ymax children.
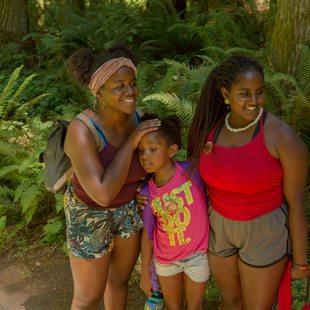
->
<box><xmin>39</xmin><ymin>112</ymin><xmax>104</xmax><ymax>194</ymax></box>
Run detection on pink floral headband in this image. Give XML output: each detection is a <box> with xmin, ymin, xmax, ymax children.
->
<box><xmin>88</xmin><ymin>57</ymin><xmax>137</xmax><ymax>96</ymax></box>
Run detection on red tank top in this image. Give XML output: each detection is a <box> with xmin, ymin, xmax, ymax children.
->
<box><xmin>199</xmin><ymin>114</ymin><xmax>283</xmax><ymax>220</ymax></box>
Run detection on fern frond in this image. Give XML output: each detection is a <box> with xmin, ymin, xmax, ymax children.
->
<box><xmin>55</xmin><ymin>194</ymin><xmax>64</xmax><ymax>214</ymax></box>
<box><xmin>164</xmin><ymin>59</ymin><xmax>191</xmax><ymax>71</ymax></box>
<box><xmin>196</xmin><ymin>55</ymin><xmax>217</xmax><ymax>66</ymax></box>
<box><xmin>225</xmin><ymin>47</ymin><xmax>264</xmax><ymax>61</ymax></box>
<box><xmin>0</xmin><ymin>164</ymin><xmax>19</xmax><ymax>178</ymax></box>
<box><xmin>20</xmin><ymin>184</ymin><xmax>45</xmax><ymax>223</ymax></box>
<box><xmin>202</xmin><ymin>46</ymin><xmax>227</xmax><ymax>62</ymax></box>
<box><xmin>296</xmin><ymin>46</ymin><xmax>310</xmax><ymax>96</ymax></box>
<box><xmin>0</xmin><ymin>140</ymin><xmax>21</xmax><ymax>161</ymax></box>
<box><xmin>265</xmin><ymin>72</ymin><xmax>297</xmax><ymax>105</ymax></box>
<box><xmin>143</xmin><ymin>92</ymin><xmax>194</xmax><ymax>126</ymax></box>
<box><xmin>14</xmin><ymin>180</ymin><xmax>31</xmax><ymax>203</ymax></box>
<box><xmin>0</xmin><ymin>65</ymin><xmax>23</xmax><ymax>102</ymax></box>
<box><xmin>11</xmin><ymin>74</ymin><xmax>36</xmax><ymax>104</ymax></box>
<box><xmin>0</xmin><ymin>185</ymin><xmax>15</xmax><ymax>199</ymax></box>
<box><xmin>15</xmin><ymin>93</ymin><xmax>50</xmax><ymax>119</ymax></box>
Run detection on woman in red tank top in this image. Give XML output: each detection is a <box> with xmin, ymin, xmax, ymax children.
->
<box><xmin>64</xmin><ymin>44</ymin><xmax>160</xmax><ymax>310</ymax></box>
<box><xmin>188</xmin><ymin>55</ymin><xmax>308</xmax><ymax>309</ymax></box>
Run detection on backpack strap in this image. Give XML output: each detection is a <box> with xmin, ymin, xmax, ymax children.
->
<box><xmin>85</xmin><ymin>117</ymin><xmax>107</xmax><ymax>148</ymax></box>
<box><xmin>141</xmin><ymin>182</ymin><xmax>156</xmax><ymax>241</ymax></box>
<box><xmin>179</xmin><ymin>160</ymin><xmax>205</xmax><ymax>193</ymax></box>
<box><xmin>76</xmin><ymin>113</ymin><xmax>104</xmax><ymax>151</ymax></box>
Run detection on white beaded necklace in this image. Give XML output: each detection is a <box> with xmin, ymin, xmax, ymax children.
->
<box><xmin>225</xmin><ymin>108</ymin><xmax>264</xmax><ymax>133</ymax></box>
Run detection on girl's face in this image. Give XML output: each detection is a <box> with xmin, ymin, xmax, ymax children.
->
<box><xmin>222</xmin><ymin>70</ymin><xmax>265</xmax><ymax>127</ymax></box>
<box><xmin>138</xmin><ymin>131</ymin><xmax>176</xmax><ymax>173</ymax></box>
<box><xmin>98</xmin><ymin>66</ymin><xmax>139</xmax><ymax>114</ymax></box>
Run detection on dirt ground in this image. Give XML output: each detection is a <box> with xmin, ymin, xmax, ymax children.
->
<box><xmin>0</xmin><ymin>242</ymin><xmax>219</xmax><ymax>310</ymax></box>
<box><xmin>0</xmin><ymin>244</ymin><xmax>147</xmax><ymax>310</ymax></box>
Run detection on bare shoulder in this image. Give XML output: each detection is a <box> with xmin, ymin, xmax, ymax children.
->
<box><xmin>264</xmin><ymin>112</ymin><xmax>307</xmax><ymax>157</ymax></box>
<box><xmin>65</xmin><ymin>117</ymin><xmax>97</xmax><ymax>156</ymax></box>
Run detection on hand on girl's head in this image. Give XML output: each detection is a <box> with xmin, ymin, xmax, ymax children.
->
<box><xmin>128</xmin><ymin>118</ymin><xmax>161</xmax><ymax>149</ymax></box>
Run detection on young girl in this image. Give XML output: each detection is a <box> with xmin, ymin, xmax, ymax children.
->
<box><xmin>138</xmin><ymin>114</ymin><xmax>210</xmax><ymax>310</ymax></box>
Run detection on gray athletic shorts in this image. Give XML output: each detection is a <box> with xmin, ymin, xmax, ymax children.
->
<box><xmin>154</xmin><ymin>252</ymin><xmax>210</xmax><ymax>283</ymax></box>
<box><xmin>64</xmin><ymin>185</ymin><xmax>143</xmax><ymax>259</ymax></box>
<box><xmin>208</xmin><ymin>204</ymin><xmax>290</xmax><ymax>267</ymax></box>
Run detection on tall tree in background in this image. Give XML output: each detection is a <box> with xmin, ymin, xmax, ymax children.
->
<box><xmin>0</xmin><ymin>0</ymin><xmax>30</xmax><ymax>47</ymax></box>
<box><xmin>172</xmin><ymin>0</ymin><xmax>187</xmax><ymax>18</ymax></box>
<box><xmin>269</xmin><ymin>0</ymin><xmax>310</xmax><ymax>75</ymax></box>
<box><xmin>66</xmin><ymin>0</ymin><xmax>85</xmax><ymax>14</ymax></box>
<box><xmin>36</xmin><ymin>0</ymin><xmax>45</xmax><ymax>30</ymax></box>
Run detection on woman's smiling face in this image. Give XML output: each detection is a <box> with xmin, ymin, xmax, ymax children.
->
<box><xmin>222</xmin><ymin>70</ymin><xmax>265</xmax><ymax>128</ymax></box>
<box><xmin>98</xmin><ymin>66</ymin><xmax>139</xmax><ymax>114</ymax></box>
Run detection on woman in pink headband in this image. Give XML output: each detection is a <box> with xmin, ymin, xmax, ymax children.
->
<box><xmin>64</xmin><ymin>44</ymin><xmax>160</xmax><ymax>310</ymax></box>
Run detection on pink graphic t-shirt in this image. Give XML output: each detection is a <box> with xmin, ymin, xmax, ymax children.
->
<box><xmin>147</xmin><ymin>163</ymin><xmax>209</xmax><ymax>264</ymax></box>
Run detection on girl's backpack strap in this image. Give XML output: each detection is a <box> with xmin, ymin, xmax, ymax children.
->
<box><xmin>140</xmin><ymin>183</ymin><xmax>156</xmax><ymax>241</ymax></box>
<box><xmin>179</xmin><ymin>160</ymin><xmax>205</xmax><ymax>193</ymax></box>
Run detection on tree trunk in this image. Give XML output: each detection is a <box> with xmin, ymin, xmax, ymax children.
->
<box><xmin>89</xmin><ymin>0</ymin><xmax>101</xmax><ymax>9</ymax></box>
<box><xmin>269</xmin><ymin>0</ymin><xmax>310</xmax><ymax>75</ymax></box>
<box><xmin>36</xmin><ymin>0</ymin><xmax>45</xmax><ymax>29</ymax></box>
<box><xmin>66</xmin><ymin>0</ymin><xmax>85</xmax><ymax>14</ymax></box>
<box><xmin>0</xmin><ymin>0</ymin><xmax>29</xmax><ymax>47</ymax></box>
<box><xmin>172</xmin><ymin>0</ymin><xmax>187</xmax><ymax>18</ymax></box>
<box><xmin>207</xmin><ymin>0</ymin><xmax>243</xmax><ymax>8</ymax></box>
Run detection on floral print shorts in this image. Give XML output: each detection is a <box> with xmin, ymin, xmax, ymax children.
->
<box><xmin>64</xmin><ymin>185</ymin><xmax>143</xmax><ymax>258</ymax></box>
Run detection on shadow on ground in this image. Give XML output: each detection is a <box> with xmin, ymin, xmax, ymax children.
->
<box><xmin>0</xmin><ymin>245</ymin><xmax>219</xmax><ymax>309</ymax></box>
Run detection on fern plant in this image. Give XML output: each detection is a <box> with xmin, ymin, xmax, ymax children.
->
<box><xmin>264</xmin><ymin>46</ymin><xmax>310</xmax><ymax>147</ymax></box>
<box><xmin>0</xmin><ymin>65</ymin><xmax>49</xmax><ymax>121</ymax></box>
<box><xmin>0</xmin><ymin>118</ymin><xmax>53</xmax><ymax>224</ymax></box>
<box><xmin>0</xmin><ymin>67</ymin><xmax>56</xmax><ymax>229</ymax></box>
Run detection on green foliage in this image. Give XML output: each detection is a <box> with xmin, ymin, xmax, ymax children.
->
<box><xmin>0</xmin><ymin>65</ymin><xmax>50</xmax><ymax>120</ymax></box>
<box><xmin>0</xmin><ymin>118</ymin><xmax>52</xmax><ymax>224</ymax></box>
<box><xmin>0</xmin><ymin>68</ymin><xmax>59</xmax><ymax>234</ymax></box>
<box><xmin>0</xmin><ymin>43</ymin><xmax>28</xmax><ymax>70</ymax></box>
<box><xmin>143</xmin><ymin>92</ymin><xmax>194</xmax><ymax>127</ymax></box>
<box><xmin>264</xmin><ymin>46</ymin><xmax>310</xmax><ymax>149</ymax></box>
<box><xmin>292</xmin><ymin>279</ymin><xmax>308</xmax><ymax>309</ymax></box>
<box><xmin>42</xmin><ymin>216</ymin><xmax>65</xmax><ymax>244</ymax></box>
<box><xmin>201</xmin><ymin>7</ymin><xmax>260</xmax><ymax>50</ymax></box>
<box><xmin>30</xmin><ymin>1</ymin><xmax>145</xmax><ymax>61</ymax></box>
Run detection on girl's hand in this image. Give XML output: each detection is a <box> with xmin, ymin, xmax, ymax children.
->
<box><xmin>127</xmin><ymin>119</ymin><xmax>161</xmax><ymax>149</ymax></box>
<box><xmin>135</xmin><ymin>186</ymin><xmax>148</xmax><ymax>210</ymax></box>
<box><xmin>140</xmin><ymin>274</ymin><xmax>153</xmax><ymax>297</ymax></box>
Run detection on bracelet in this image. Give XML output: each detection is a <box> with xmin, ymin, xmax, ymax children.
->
<box><xmin>292</xmin><ymin>262</ymin><xmax>310</xmax><ymax>271</ymax></box>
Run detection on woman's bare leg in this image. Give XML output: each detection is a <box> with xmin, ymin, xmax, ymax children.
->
<box><xmin>208</xmin><ymin>252</ymin><xmax>243</xmax><ymax>309</ymax></box>
<box><xmin>239</xmin><ymin>256</ymin><xmax>288</xmax><ymax>310</ymax></box>
<box><xmin>69</xmin><ymin>251</ymin><xmax>112</xmax><ymax>310</ymax></box>
<box><xmin>103</xmin><ymin>233</ymin><xmax>141</xmax><ymax>310</ymax></box>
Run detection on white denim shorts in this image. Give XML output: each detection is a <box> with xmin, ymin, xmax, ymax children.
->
<box><xmin>154</xmin><ymin>252</ymin><xmax>210</xmax><ymax>283</ymax></box>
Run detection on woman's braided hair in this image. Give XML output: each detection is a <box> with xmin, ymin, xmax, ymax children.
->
<box><xmin>187</xmin><ymin>55</ymin><xmax>263</xmax><ymax>167</ymax></box>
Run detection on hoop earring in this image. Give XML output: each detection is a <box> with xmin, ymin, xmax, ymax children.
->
<box><xmin>224</xmin><ymin>98</ymin><xmax>230</xmax><ymax>105</ymax></box>
<box><xmin>92</xmin><ymin>98</ymin><xmax>99</xmax><ymax>112</ymax></box>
